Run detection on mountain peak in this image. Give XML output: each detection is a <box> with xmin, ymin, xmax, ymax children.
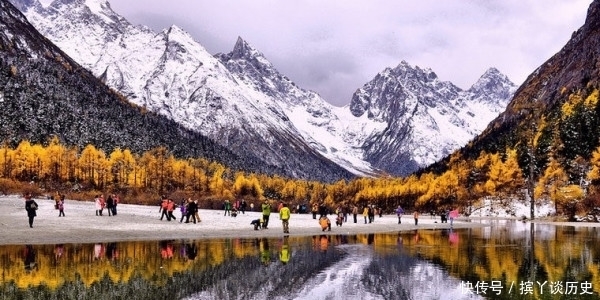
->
<box><xmin>230</xmin><ymin>36</ymin><xmax>267</xmax><ymax>62</ymax></box>
<box><xmin>468</xmin><ymin>67</ymin><xmax>516</xmax><ymax>102</ymax></box>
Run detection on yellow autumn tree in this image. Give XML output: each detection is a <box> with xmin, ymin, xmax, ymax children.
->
<box><xmin>536</xmin><ymin>157</ymin><xmax>569</xmax><ymax>212</ymax></box>
<box><xmin>45</xmin><ymin>136</ymin><xmax>67</xmax><ymax>181</ymax></box>
<box><xmin>0</xmin><ymin>142</ymin><xmax>13</xmax><ymax>178</ymax></box>
<box><xmin>587</xmin><ymin>145</ymin><xmax>600</xmax><ymax>193</ymax></box>
<box><xmin>78</xmin><ymin>144</ymin><xmax>107</xmax><ymax>187</ymax></box>
<box><xmin>555</xmin><ymin>185</ymin><xmax>584</xmax><ymax>220</ymax></box>
<box><xmin>310</xmin><ymin>182</ymin><xmax>327</xmax><ymax>205</ymax></box>
<box><xmin>209</xmin><ymin>164</ymin><xmax>226</xmax><ymax>197</ymax></box>
<box><xmin>12</xmin><ymin>140</ymin><xmax>36</xmax><ymax>180</ymax></box>
<box><xmin>484</xmin><ymin>149</ymin><xmax>524</xmax><ymax>202</ymax></box>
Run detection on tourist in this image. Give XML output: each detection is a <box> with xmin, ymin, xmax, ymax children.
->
<box><xmin>112</xmin><ymin>194</ymin><xmax>119</xmax><ymax>215</ymax></box>
<box><xmin>24</xmin><ymin>193</ymin><xmax>38</xmax><ymax>228</ymax></box>
<box><xmin>58</xmin><ymin>196</ymin><xmax>65</xmax><ymax>217</ymax></box>
<box><xmin>368</xmin><ymin>205</ymin><xmax>375</xmax><ymax>223</ymax></box>
<box><xmin>223</xmin><ymin>199</ymin><xmax>231</xmax><ymax>216</ymax></box>
<box><xmin>194</xmin><ymin>199</ymin><xmax>201</xmax><ymax>222</ymax></box>
<box><xmin>318</xmin><ymin>203</ymin><xmax>328</xmax><ymax>218</ymax></box>
<box><xmin>251</xmin><ymin>218</ymin><xmax>262</xmax><ymax>230</ymax></box>
<box><xmin>106</xmin><ymin>194</ymin><xmax>114</xmax><ymax>216</ymax></box>
<box><xmin>95</xmin><ymin>195</ymin><xmax>103</xmax><ymax>216</ymax></box>
<box><xmin>362</xmin><ymin>205</ymin><xmax>369</xmax><ymax>224</ymax></box>
<box><xmin>396</xmin><ymin>205</ymin><xmax>404</xmax><ymax>224</ymax></box>
<box><xmin>280</xmin><ymin>203</ymin><xmax>291</xmax><ymax>234</ymax></box>
<box><xmin>352</xmin><ymin>205</ymin><xmax>358</xmax><ymax>223</ymax></box>
<box><xmin>261</xmin><ymin>201</ymin><xmax>271</xmax><ymax>229</ymax></box>
<box><xmin>449</xmin><ymin>208</ymin><xmax>459</xmax><ymax>227</ymax></box>
<box><xmin>319</xmin><ymin>215</ymin><xmax>331</xmax><ymax>231</ymax></box>
<box><xmin>240</xmin><ymin>199</ymin><xmax>247</xmax><ymax>214</ymax></box>
<box><xmin>179</xmin><ymin>199</ymin><xmax>187</xmax><ymax>223</ymax></box>
<box><xmin>53</xmin><ymin>192</ymin><xmax>60</xmax><ymax>210</ymax></box>
<box><xmin>99</xmin><ymin>195</ymin><xmax>106</xmax><ymax>215</ymax></box>
<box><xmin>185</xmin><ymin>198</ymin><xmax>198</xmax><ymax>224</ymax></box>
<box><xmin>311</xmin><ymin>203</ymin><xmax>318</xmax><ymax>219</ymax></box>
<box><xmin>167</xmin><ymin>198</ymin><xmax>176</xmax><ymax>221</ymax></box>
<box><xmin>414</xmin><ymin>210</ymin><xmax>419</xmax><ymax>225</ymax></box>
<box><xmin>159</xmin><ymin>196</ymin><xmax>169</xmax><ymax>221</ymax></box>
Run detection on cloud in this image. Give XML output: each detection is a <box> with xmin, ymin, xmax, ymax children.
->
<box><xmin>109</xmin><ymin>0</ymin><xmax>592</xmax><ymax>106</ymax></box>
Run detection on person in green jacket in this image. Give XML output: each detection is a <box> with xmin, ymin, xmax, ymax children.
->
<box><xmin>279</xmin><ymin>203</ymin><xmax>291</xmax><ymax>234</ymax></box>
<box><xmin>261</xmin><ymin>201</ymin><xmax>271</xmax><ymax>229</ymax></box>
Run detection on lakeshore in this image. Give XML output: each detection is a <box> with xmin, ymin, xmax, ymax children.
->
<box><xmin>1</xmin><ymin>194</ymin><xmax>578</xmax><ymax>246</ymax></box>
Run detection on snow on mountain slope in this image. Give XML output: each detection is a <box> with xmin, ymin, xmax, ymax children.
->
<box><xmin>10</xmin><ymin>0</ymin><xmax>356</xmax><ymax>181</ymax></box>
<box><xmin>216</xmin><ymin>37</ymin><xmax>383</xmax><ymax>176</ymax></box>
<box><xmin>350</xmin><ymin>62</ymin><xmax>516</xmax><ymax>174</ymax></box>
<box><xmin>11</xmin><ymin>0</ymin><xmax>516</xmax><ymax>178</ymax></box>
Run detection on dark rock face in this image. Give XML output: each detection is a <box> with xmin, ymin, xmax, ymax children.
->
<box><xmin>0</xmin><ymin>0</ymin><xmax>286</xmax><ymax>177</ymax></box>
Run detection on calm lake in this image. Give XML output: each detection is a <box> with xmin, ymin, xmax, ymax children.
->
<box><xmin>1</xmin><ymin>220</ymin><xmax>599</xmax><ymax>300</ymax></box>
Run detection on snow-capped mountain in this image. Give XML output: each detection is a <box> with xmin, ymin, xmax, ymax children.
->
<box><xmin>10</xmin><ymin>0</ymin><xmax>516</xmax><ymax>178</ymax></box>
<box><xmin>351</xmin><ymin>62</ymin><xmax>517</xmax><ymax>174</ymax></box>
<box><xmin>9</xmin><ymin>0</ymin><xmax>354</xmax><ymax>182</ymax></box>
<box><xmin>216</xmin><ymin>37</ymin><xmax>383</xmax><ymax>176</ymax></box>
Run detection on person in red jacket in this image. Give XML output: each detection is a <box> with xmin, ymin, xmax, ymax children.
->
<box><xmin>167</xmin><ymin>198</ymin><xmax>176</xmax><ymax>221</ymax></box>
<box><xmin>159</xmin><ymin>196</ymin><xmax>169</xmax><ymax>221</ymax></box>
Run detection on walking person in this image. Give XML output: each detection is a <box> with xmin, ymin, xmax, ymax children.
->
<box><xmin>58</xmin><ymin>197</ymin><xmax>65</xmax><ymax>217</ymax></box>
<box><xmin>167</xmin><ymin>198</ymin><xmax>176</xmax><ymax>221</ymax></box>
<box><xmin>413</xmin><ymin>210</ymin><xmax>419</xmax><ymax>225</ymax></box>
<box><xmin>262</xmin><ymin>201</ymin><xmax>271</xmax><ymax>229</ymax></box>
<box><xmin>280</xmin><ymin>203</ymin><xmax>291</xmax><ymax>234</ymax></box>
<box><xmin>179</xmin><ymin>199</ymin><xmax>187</xmax><ymax>223</ymax></box>
<box><xmin>159</xmin><ymin>197</ymin><xmax>169</xmax><ymax>221</ymax></box>
<box><xmin>24</xmin><ymin>193</ymin><xmax>38</xmax><ymax>228</ymax></box>
<box><xmin>362</xmin><ymin>205</ymin><xmax>369</xmax><ymax>224</ymax></box>
<box><xmin>185</xmin><ymin>198</ymin><xmax>197</xmax><ymax>224</ymax></box>
<box><xmin>396</xmin><ymin>205</ymin><xmax>404</xmax><ymax>224</ymax></box>
<box><xmin>352</xmin><ymin>205</ymin><xmax>358</xmax><ymax>223</ymax></box>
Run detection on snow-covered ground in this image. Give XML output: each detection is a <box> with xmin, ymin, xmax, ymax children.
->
<box><xmin>0</xmin><ymin>194</ymin><xmax>485</xmax><ymax>245</ymax></box>
<box><xmin>467</xmin><ymin>198</ymin><xmax>556</xmax><ymax>219</ymax></box>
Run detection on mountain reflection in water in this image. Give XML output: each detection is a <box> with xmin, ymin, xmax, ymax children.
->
<box><xmin>1</xmin><ymin>220</ymin><xmax>600</xmax><ymax>299</ymax></box>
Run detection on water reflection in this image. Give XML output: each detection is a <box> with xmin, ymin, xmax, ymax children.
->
<box><xmin>1</xmin><ymin>221</ymin><xmax>599</xmax><ymax>299</ymax></box>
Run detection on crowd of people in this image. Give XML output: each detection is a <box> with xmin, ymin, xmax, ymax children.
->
<box><xmin>93</xmin><ymin>194</ymin><xmax>120</xmax><ymax>216</ymax></box>
<box><xmin>158</xmin><ymin>196</ymin><xmax>202</xmax><ymax>223</ymax></box>
<box><xmin>22</xmin><ymin>192</ymin><xmax>459</xmax><ymax>233</ymax></box>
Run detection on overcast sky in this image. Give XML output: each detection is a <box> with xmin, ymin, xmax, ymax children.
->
<box><xmin>108</xmin><ymin>0</ymin><xmax>592</xmax><ymax>107</ymax></box>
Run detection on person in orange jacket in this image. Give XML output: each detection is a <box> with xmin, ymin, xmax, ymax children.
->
<box><xmin>167</xmin><ymin>198</ymin><xmax>177</xmax><ymax>221</ymax></box>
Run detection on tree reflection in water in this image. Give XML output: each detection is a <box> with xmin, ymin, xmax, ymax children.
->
<box><xmin>1</xmin><ymin>221</ymin><xmax>600</xmax><ymax>299</ymax></box>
